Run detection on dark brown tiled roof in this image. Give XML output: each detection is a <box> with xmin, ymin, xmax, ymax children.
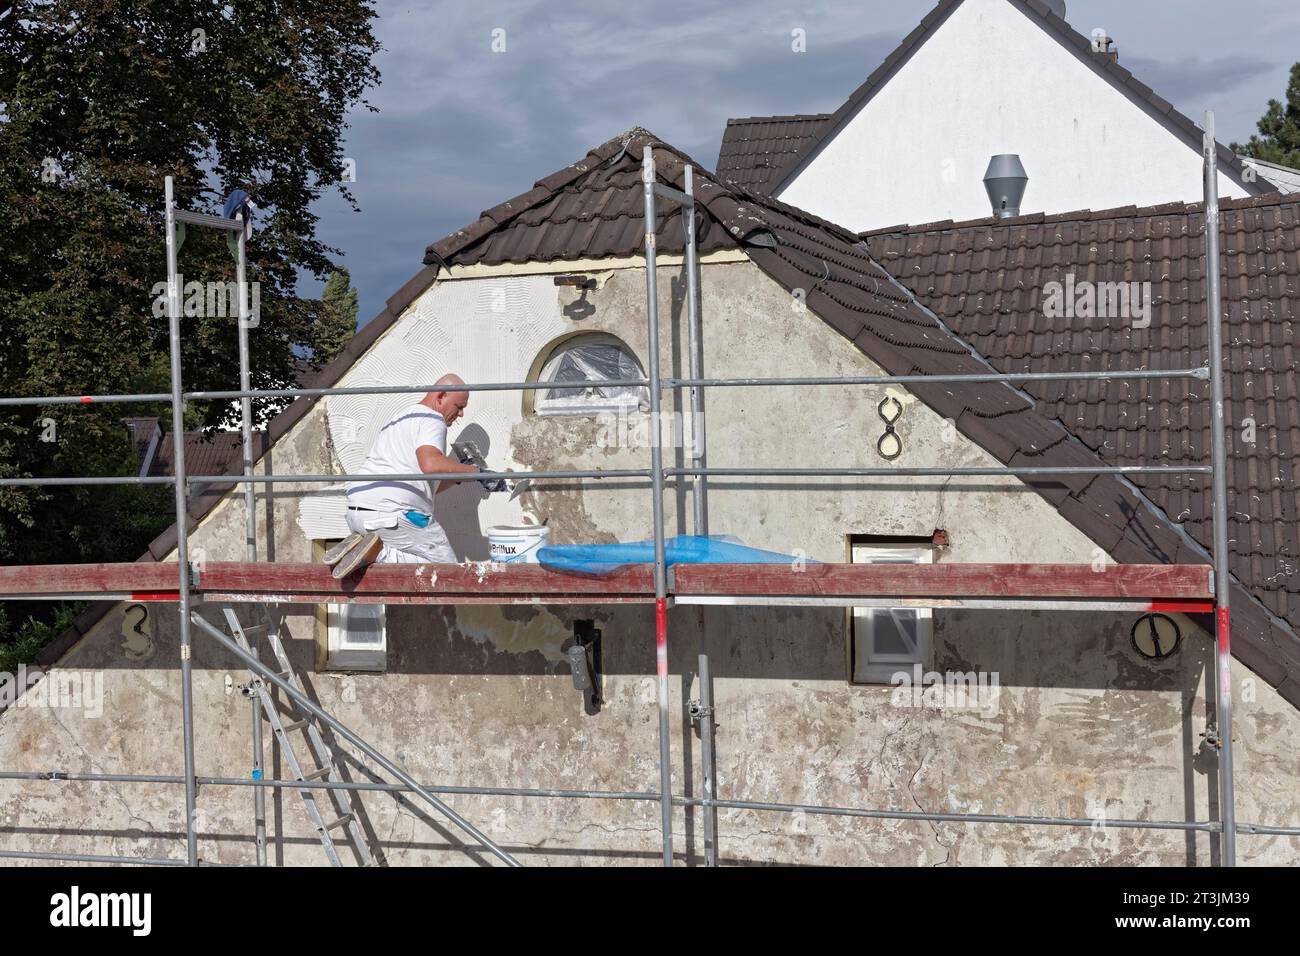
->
<box><xmin>721</xmin><ymin>0</ymin><xmax>1275</xmax><ymax>199</ymax></box>
<box><xmin>420</xmin><ymin>127</ymin><xmax>1300</xmax><ymax>706</ymax></box>
<box><xmin>715</xmin><ymin>114</ymin><xmax>831</xmax><ymax>192</ymax></box>
<box><xmin>425</xmin><ymin>135</ymin><xmax>738</xmax><ymax>268</ymax></box>
<box><xmin>148</xmin><ymin>431</ymin><xmax>256</xmax><ymax>479</ymax></box>
<box><xmin>866</xmin><ymin>192</ymin><xmax>1300</xmax><ymax>698</ymax></box>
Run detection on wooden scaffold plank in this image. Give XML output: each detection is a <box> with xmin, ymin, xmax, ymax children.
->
<box><xmin>0</xmin><ymin>561</ymin><xmax>1213</xmax><ymax>611</ymax></box>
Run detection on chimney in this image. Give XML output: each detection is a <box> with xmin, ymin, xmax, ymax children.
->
<box><xmin>1090</xmin><ymin>29</ymin><xmax>1119</xmax><ymax>63</ymax></box>
<box><xmin>1042</xmin><ymin>0</ymin><xmax>1066</xmax><ymax>18</ymax></box>
<box><xmin>983</xmin><ymin>155</ymin><xmax>1028</xmax><ymax>219</ymax></box>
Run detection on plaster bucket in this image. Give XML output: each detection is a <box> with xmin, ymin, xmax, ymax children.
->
<box><xmin>487</xmin><ymin>525</ymin><xmax>551</xmax><ymax>564</ymax></box>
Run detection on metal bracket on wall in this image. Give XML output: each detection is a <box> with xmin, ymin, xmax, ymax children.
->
<box><xmin>568</xmin><ymin>620</ymin><xmax>603</xmax><ymax>716</ymax></box>
<box><xmin>876</xmin><ymin>396</ymin><xmax>903</xmax><ymax>460</ymax></box>
<box><xmin>553</xmin><ymin>275</ymin><xmax>598</xmax><ymax>289</ymax></box>
<box><xmin>555</xmin><ymin>274</ymin><xmax>598</xmax><ymax>320</ymax></box>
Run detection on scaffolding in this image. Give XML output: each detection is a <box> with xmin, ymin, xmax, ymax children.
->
<box><xmin>0</xmin><ymin>112</ymin><xmax>1294</xmax><ymax>866</ymax></box>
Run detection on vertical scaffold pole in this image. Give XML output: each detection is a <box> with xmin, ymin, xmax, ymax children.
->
<box><xmin>642</xmin><ymin>145</ymin><xmax>674</xmax><ymax>866</ymax></box>
<box><xmin>237</xmin><ymin>222</ymin><xmax>256</xmax><ymax>565</ymax></box>
<box><xmin>236</xmin><ymin>217</ymin><xmax>267</xmax><ymax>866</ymax></box>
<box><xmin>1203</xmin><ymin>111</ymin><xmax>1236</xmax><ymax>866</ymax></box>
<box><xmin>698</xmin><ymin>651</ymin><xmax>719</xmax><ymax>866</ymax></box>
<box><xmin>249</xmin><ymin>677</ymin><xmax>266</xmax><ymax>865</ymax></box>
<box><xmin>165</xmin><ymin>176</ymin><xmax>200</xmax><ymax>866</ymax></box>
<box><xmin>683</xmin><ymin>165</ymin><xmax>708</xmax><ymax>537</ymax></box>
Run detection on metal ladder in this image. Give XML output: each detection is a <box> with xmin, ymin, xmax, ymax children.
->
<box><xmin>223</xmin><ymin>606</ymin><xmax>376</xmax><ymax>866</ymax></box>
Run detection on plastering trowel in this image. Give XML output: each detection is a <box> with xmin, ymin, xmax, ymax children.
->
<box><xmin>451</xmin><ymin>440</ymin><xmax>529</xmax><ymax>498</ymax></box>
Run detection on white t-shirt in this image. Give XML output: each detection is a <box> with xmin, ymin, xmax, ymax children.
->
<box><xmin>346</xmin><ymin>404</ymin><xmax>448</xmax><ymax>514</ymax></box>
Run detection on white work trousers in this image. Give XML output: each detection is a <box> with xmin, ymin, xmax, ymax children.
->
<box><xmin>345</xmin><ymin>508</ymin><xmax>457</xmax><ymax>564</ymax></box>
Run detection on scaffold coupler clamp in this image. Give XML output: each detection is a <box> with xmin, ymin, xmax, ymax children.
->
<box><xmin>687</xmin><ymin>699</ymin><xmax>713</xmax><ymax>723</ymax></box>
<box><xmin>1200</xmin><ymin>725</ymin><xmax>1222</xmax><ymax>752</ymax></box>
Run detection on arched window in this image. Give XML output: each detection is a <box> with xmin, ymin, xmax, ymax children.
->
<box><xmin>532</xmin><ymin>333</ymin><xmax>649</xmax><ymax>415</ymax></box>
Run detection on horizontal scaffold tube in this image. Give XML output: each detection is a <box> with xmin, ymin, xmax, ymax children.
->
<box><xmin>9</xmin><ymin>772</ymin><xmax>1297</xmax><ymax>837</ymax></box>
<box><xmin>0</xmin><ymin>379</ymin><xmax>651</xmax><ymax>408</ymax></box>
<box><xmin>0</xmin><ymin>464</ymin><xmax>1215</xmax><ymax>489</ymax></box>
<box><xmin>0</xmin><ymin>366</ymin><xmax>1206</xmax><ymax>409</ymax></box>
<box><xmin>681</xmin><ymin>797</ymin><xmax>1223</xmax><ymax>832</ymax></box>
<box><xmin>667</xmin><ymin>465</ymin><xmax>1212</xmax><ymax>477</ymax></box>
<box><xmin>0</xmin><ymin>770</ymin><xmax>656</xmax><ymax>802</ymax></box>
<box><xmin>667</xmin><ymin>367</ymin><xmax>1210</xmax><ymax>387</ymax></box>
<box><xmin>0</xmin><ymin>849</ymin><xmax>187</xmax><ymax>866</ymax></box>
<box><xmin>0</xmin><ymin>468</ymin><xmax>651</xmax><ymax>489</ymax></box>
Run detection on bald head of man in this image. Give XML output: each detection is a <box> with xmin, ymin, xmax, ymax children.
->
<box><xmin>423</xmin><ymin>373</ymin><xmax>469</xmax><ymax>425</ymax></box>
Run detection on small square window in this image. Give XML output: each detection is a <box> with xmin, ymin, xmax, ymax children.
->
<box><xmin>326</xmin><ymin>602</ymin><xmax>387</xmax><ymax>672</ymax></box>
<box><xmin>849</xmin><ymin>543</ymin><xmax>933</xmax><ymax>684</ymax></box>
<box><xmin>316</xmin><ymin>540</ymin><xmax>388</xmax><ymax>671</ymax></box>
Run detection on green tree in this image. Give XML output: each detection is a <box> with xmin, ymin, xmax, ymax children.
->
<box><xmin>317</xmin><ymin>266</ymin><xmax>360</xmax><ymax>363</ymax></box>
<box><xmin>0</xmin><ymin>602</ymin><xmax>83</xmax><ymax>672</ymax></box>
<box><xmin>0</xmin><ymin>2</ymin><xmax>381</xmax><ymax>650</ymax></box>
<box><xmin>1232</xmin><ymin>62</ymin><xmax>1300</xmax><ymax>169</ymax></box>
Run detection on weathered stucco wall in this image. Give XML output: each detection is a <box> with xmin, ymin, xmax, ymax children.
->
<box><xmin>2</xmin><ymin>257</ymin><xmax>1297</xmax><ymax>866</ymax></box>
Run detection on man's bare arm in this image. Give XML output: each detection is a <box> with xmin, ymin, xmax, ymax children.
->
<box><xmin>417</xmin><ymin>445</ymin><xmax>478</xmax><ymax>493</ymax></box>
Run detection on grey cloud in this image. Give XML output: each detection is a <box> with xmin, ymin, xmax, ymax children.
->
<box><xmin>302</xmin><ymin>0</ymin><xmax>1294</xmax><ymax>329</ymax></box>
<box><xmin>1124</xmin><ymin>55</ymin><xmax>1276</xmax><ymax>102</ymax></box>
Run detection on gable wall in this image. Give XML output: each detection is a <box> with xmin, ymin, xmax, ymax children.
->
<box><xmin>2</xmin><ymin>257</ymin><xmax>1297</xmax><ymax>866</ymax></box>
<box><xmin>777</xmin><ymin>0</ymin><xmax>1248</xmax><ymax>230</ymax></box>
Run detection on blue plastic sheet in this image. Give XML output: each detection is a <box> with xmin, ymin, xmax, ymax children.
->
<box><xmin>538</xmin><ymin>535</ymin><xmax>812</xmax><ymax>576</ymax></box>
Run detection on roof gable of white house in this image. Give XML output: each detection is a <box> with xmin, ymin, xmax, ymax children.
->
<box><xmin>773</xmin><ymin>0</ymin><xmax>1265</xmax><ymax>230</ymax></box>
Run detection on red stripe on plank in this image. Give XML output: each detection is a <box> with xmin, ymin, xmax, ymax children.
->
<box><xmin>130</xmin><ymin>591</ymin><xmax>181</xmax><ymax>601</ymax></box>
<box><xmin>655</xmin><ymin>598</ymin><xmax>668</xmax><ymax>678</ymax></box>
<box><xmin>1149</xmin><ymin>600</ymin><xmax>1215</xmax><ymax>613</ymax></box>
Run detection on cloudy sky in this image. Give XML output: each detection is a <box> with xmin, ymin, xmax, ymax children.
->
<box><xmin>306</xmin><ymin>0</ymin><xmax>1300</xmax><ymax>326</ymax></box>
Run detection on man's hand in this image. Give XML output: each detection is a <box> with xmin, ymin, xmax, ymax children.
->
<box><xmin>451</xmin><ymin>441</ymin><xmax>508</xmax><ymax>493</ymax></box>
<box><xmin>478</xmin><ymin>470</ymin><xmax>509</xmax><ymax>494</ymax></box>
<box><xmin>417</xmin><ymin>444</ymin><xmax>479</xmax><ymax>494</ymax></box>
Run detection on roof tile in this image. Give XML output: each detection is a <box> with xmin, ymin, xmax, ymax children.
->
<box><xmin>870</xmin><ymin>190</ymin><xmax>1300</xmax><ymax>685</ymax></box>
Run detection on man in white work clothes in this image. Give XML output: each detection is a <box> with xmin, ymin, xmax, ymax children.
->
<box><xmin>329</xmin><ymin>373</ymin><xmax>481</xmax><ymax>577</ymax></box>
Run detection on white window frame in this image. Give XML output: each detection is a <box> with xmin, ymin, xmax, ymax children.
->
<box><xmin>849</xmin><ymin>543</ymin><xmax>933</xmax><ymax>685</ymax></box>
<box><xmin>325</xmin><ymin>601</ymin><xmax>387</xmax><ymax>672</ymax></box>
<box><xmin>533</xmin><ymin>333</ymin><xmax>649</xmax><ymax>417</ymax></box>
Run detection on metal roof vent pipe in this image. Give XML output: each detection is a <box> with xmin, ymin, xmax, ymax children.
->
<box><xmin>983</xmin><ymin>154</ymin><xmax>1028</xmax><ymax>219</ymax></box>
